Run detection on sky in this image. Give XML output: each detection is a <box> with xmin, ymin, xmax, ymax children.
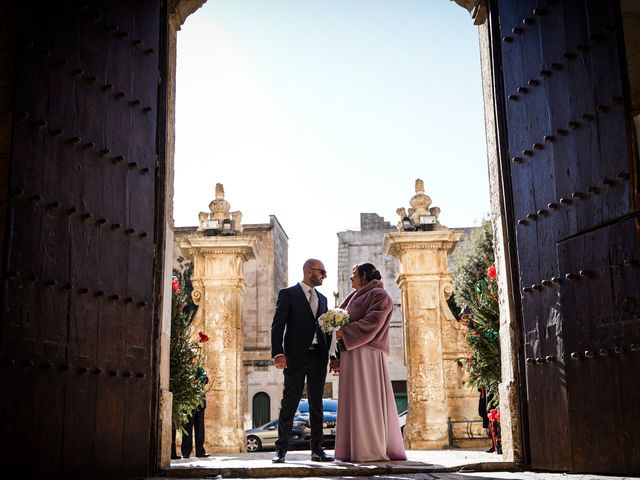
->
<box><xmin>173</xmin><ymin>0</ymin><xmax>489</xmax><ymax>298</ymax></box>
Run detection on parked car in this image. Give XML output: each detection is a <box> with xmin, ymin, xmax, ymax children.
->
<box><xmin>245</xmin><ymin>418</ymin><xmax>308</xmax><ymax>452</ymax></box>
<box><xmin>246</xmin><ymin>398</ymin><xmax>339</xmax><ymax>452</ymax></box>
<box><xmin>295</xmin><ymin>398</ymin><xmax>338</xmax><ymax>447</ymax></box>
<box><xmin>398</xmin><ymin>409</ymin><xmax>407</xmax><ymax>435</ymax></box>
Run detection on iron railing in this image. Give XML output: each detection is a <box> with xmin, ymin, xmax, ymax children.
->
<box><xmin>443</xmin><ymin>417</ymin><xmax>485</xmax><ymax>449</ymax></box>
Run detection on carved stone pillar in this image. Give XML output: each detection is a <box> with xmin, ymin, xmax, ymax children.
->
<box><xmin>179</xmin><ymin>235</ymin><xmax>257</xmax><ymax>453</ymax></box>
<box><xmin>383</xmin><ymin>229</ymin><xmax>465</xmax><ymax>449</ymax></box>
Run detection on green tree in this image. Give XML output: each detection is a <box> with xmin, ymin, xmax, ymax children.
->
<box><xmin>170</xmin><ymin>261</ymin><xmax>206</xmax><ymax>428</ymax></box>
<box><xmin>452</xmin><ymin>220</ymin><xmax>501</xmax><ymax>402</ymax></box>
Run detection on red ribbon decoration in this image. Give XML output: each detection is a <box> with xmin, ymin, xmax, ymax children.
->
<box><xmin>488</xmin><ymin>408</ymin><xmax>498</xmax><ymax>453</ymax></box>
<box><xmin>198</xmin><ymin>331</ymin><xmax>209</xmax><ymax>343</ymax></box>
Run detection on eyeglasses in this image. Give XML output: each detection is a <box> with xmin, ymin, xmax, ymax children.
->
<box><xmin>310</xmin><ymin>268</ymin><xmax>327</xmax><ymax>275</ymax></box>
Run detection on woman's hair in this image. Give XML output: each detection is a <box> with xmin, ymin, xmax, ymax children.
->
<box><xmin>354</xmin><ymin>263</ymin><xmax>382</xmax><ymax>282</ymax></box>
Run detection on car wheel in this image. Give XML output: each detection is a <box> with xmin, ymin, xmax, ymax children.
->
<box><xmin>246</xmin><ymin>435</ymin><xmax>262</xmax><ymax>452</ymax></box>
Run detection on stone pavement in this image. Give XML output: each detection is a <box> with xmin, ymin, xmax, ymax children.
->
<box><xmin>160</xmin><ymin>448</ymin><xmax>509</xmax><ymax>478</ymax></box>
<box><xmin>155</xmin><ymin>449</ymin><xmax>635</xmax><ymax>480</ymax></box>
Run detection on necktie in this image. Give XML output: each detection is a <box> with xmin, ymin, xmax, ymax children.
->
<box><xmin>309</xmin><ymin>288</ymin><xmax>318</xmax><ymax>317</ymax></box>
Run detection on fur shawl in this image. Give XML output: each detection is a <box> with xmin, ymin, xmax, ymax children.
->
<box><xmin>339</xmin><ymin>279</ymin><xmax>393</xmax><ymax>354</ymax></box>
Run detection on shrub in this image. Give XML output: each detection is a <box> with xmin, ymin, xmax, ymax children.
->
<box><xmin>452</xmin><ymin>220</ymin><xmax>500</xmax><ymax>402</ymax></box>
<box><xmin>170</xmin><ymin>261</ymin><xmax>207</xmax><ymax>427</ymax></box>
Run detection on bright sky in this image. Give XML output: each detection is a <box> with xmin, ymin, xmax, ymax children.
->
<box><xmin>173</xmin><ymin>0</ymin><xmax>489</xmax><ymax>298</ymax></box>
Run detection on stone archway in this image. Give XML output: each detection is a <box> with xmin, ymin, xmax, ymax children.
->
<box><xmin>160</xmin><ymin>0</ymin><xmax>522</xmax><ymax>468</ymax></box>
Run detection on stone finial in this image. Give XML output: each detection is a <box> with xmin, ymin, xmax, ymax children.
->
<box><xmin>395</xmin><ymin>207</ymin><xmax>407</xmax><ymax>230</ymax></box>
<box><xmin>231</xmin><ymin>211</ymin><xmax>243</xmax><ymax>233</ymax></box>
<box><xmin>198</xmin><ymin>183</ymin><xmax>243</xmax><ymax>233</ymax></box>
<box><xmin>429</xmin><ymin>206</ymin><xmax>441</xmax><ymax>223</ymax></box>
<box><xmin>209</xmin><ymin>183</ymin><xmax>231</xmax><ymax>222</ymax></box>
<box><xmin>409</xmin><ymin>178</ymin><xmax>431</xmax><ymax>224</ymax></box>
<box><xmin>396</xmin><ymin>178</ymin><xmax>443</xmax><ymax>231</ymax></box>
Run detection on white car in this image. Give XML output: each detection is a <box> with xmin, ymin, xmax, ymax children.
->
<box><xmin>398</xmin><ymin>409</ymin><xmax>407</xmax><ymax>435</ymax></box>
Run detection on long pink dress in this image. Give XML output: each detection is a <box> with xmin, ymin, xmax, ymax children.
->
<box><xmin>334</xmin><ymin>280</ymin><xmax>406</xmax><ymax>463</ymax></box>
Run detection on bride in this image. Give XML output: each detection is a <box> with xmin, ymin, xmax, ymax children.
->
<box><xmin>333</xmin><ymin>262</ymin><xmax>406</xmax><ymax>463</ymax></box>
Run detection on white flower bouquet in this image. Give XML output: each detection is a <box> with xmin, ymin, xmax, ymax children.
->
<box><xmin>318</xmin><ymin>308</ymin><xmax>350</xmax><ymax>333</ymax></box>
<box><xmin>318</xmin><ymin>308</ymin><xmax>350</xmax><ymax>355</ymax></box>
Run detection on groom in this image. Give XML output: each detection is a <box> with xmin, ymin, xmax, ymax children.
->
<box><xmin>270</xmin><ymin>258</ymin><xmax>334</xmax><ymax>463</ymax></box>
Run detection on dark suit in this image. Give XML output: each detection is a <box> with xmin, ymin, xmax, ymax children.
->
<box><xmin>181</xmin><ymin>401</ymin><xmax>206</xmax><ymax>458</ymax></box>
<box><xmin>271</xmin><ymin>283</ymin><xmax>330</xmax><ymax>452</ymax></box>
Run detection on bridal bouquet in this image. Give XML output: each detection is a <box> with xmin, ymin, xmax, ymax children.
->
<box><xmin>318</xmin><ymin>308</ymin><xmax>350</xmax><ymax>356</ymax></box>
<box><xmin>318</xmin><ymin>308</ymin><xmax>350</xmax><ymax>333</ymax></box>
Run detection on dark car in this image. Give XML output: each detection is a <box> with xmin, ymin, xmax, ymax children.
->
<box><xmin>246</xmin><ymin>398</ymin><xmax>338</xmax><ymax>452</ymax></box>
<box><xmin>245</xmin><ymin>419</ymin><xmax>308</xmax><ymax>452</ymax></box>
<box><xmin>295</xmin><ymin>398</ymin><xmax>338</xmax><ymax>447</ymax></box>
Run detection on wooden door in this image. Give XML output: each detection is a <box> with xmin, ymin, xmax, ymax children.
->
<box><xmin>0</xmin><ymin>1</ymin><xmax>164</xmax><ymax>477</ymax></box>
<box><xmin>491</xmin><ymin>0</ymin><xmax>639</xmax><ymax>473</ymax></box>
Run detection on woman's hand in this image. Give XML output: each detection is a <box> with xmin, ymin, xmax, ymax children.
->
<box><xmin>329</xmin><ymin>358</ymin><xmax>340</xmax><ymax>373</ymax></box>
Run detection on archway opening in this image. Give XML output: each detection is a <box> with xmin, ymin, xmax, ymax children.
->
<box><xmin>168</xmin><ymin>0</ymin><xmax>492</xmax><ymax>460</ymax></box>
<box><xmin>173</xmin><ymin>1</ymin><xmax>491</xmax><ymax>281</ymax></box>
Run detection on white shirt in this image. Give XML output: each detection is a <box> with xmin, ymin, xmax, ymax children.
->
<box><xmin>299</xmin><ymin>282</ymin><xmax>318</xmax><ymax>344</ymax></box>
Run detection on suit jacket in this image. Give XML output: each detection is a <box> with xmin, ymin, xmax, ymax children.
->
<box><xmin>271</xmin><ymin>284</ymin><xmax>330</xmax><ymax>365</ymax></box>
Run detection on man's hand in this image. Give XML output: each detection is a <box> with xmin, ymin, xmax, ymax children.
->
<box><xmin>329</xmin><ymin>358</ymin><xmax>340</xmax><ymax>373</ymax></box>
<box><xmin>273</xmin><ymin>354</ymin><xmax>287</xmax><ymax>369</ymax></box>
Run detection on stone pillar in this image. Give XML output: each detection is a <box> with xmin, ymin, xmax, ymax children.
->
<box><xmin>383</xmin><ymin>229</ymin><xmax>464</xmax><ymax>449</ymax></box>
<box><xmin>179</xmin><ymin>235</ymin><xmax>258</xmax><ymax>453</ymax></box>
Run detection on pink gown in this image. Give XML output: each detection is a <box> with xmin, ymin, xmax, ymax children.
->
<box><xmin>334</xmin><ymin>280</ymin><xmax>407</xmax><ymax>462</ymax></box>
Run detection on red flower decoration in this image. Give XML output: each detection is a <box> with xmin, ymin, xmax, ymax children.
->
<box><xmin>171</xmin><ymin>278</ymin><xmax>180</xmax><ymax>292</ymax></box>
<box><xmin>488</xmin><ymin>408</ymin><xmax>497</xmax><ymax>422</ymax></box>
<box><xmin>496</xmin><ymin>409</ymin><xmax>501</xmax><ymax>421</ymax></box>
<box><xmin>198</xmin><ymin>331</ymin><xmax>209</xmax><ymax>343</ymax></box>
<box><xmin>487</xmin><ymin>265</ymin><xmax>497</xmax><ymax>279</ymax></box>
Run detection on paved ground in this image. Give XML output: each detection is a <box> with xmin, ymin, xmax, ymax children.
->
<box><xmin>153</xmin><ymin>449</ymin><xmax>635</xmax><ymax>479</ymax></box>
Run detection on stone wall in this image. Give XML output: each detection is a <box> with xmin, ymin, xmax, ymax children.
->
<box><xmin>477</xmin><ymin>15</ymin><xmax>524</xmax><ymax>463</ymax></box>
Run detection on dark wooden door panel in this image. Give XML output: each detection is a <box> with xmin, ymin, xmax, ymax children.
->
<box><xmin>497</xmin><ymin>0</ymin><xmax>573</xmax><ymax>470</ymax></box>
<box><xmin>493</xmin><ymin>0</ymin><xmax>638</xmax><ymax>473</ymax></box>
<box><xmin>94</xmin><ymin>376</ymin><xmax>125</xmax><ymax>472</ymax></box>
<box><xmin>1</xmin><ymin>1</ymin><xmax>162</xmax><ymax>476</ymax></box>
<box><xmin>559</xmin><ymin>217</ymin><xmax>640</xmax><ymax>473</ymax></box>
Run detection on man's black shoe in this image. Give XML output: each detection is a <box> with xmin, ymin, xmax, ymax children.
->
<box><xmin>170</xmin><ymin>454</ymin><xmax>181</xmax><ymax>460</ymax></box>
<box><xmin>196</xmin><ymin>452</ymin><xmax>209</xmax><ymax>458</ymax></box>
<box><xmin>311</xmin><ymin>448</ymin><xmax>334</xmax><ymax>462</ymax></box>
<box><xmin>272</xmin><ymin>449</ymin><xmax>286</xmax><ymax>463</ymax></box>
